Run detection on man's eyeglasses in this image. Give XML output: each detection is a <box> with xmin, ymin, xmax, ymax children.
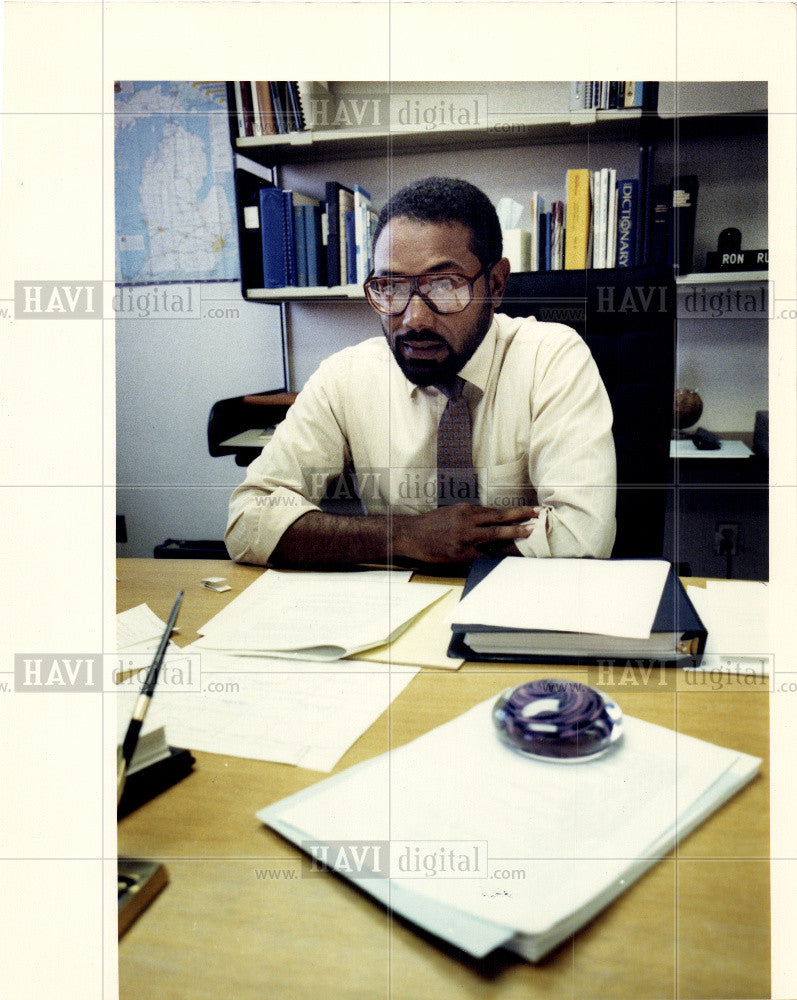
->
<box><xmin>363</xmin><ymin>265</ymin><xmax>491</xmax><ymax>316</ymax></box>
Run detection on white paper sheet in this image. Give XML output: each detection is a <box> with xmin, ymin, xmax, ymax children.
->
<box><xmin>115</xmin><ymin>645</ymin><xmax>418</xmax><ymax>772</ymax></box>
<box><xmin>445</xmin><ymin>559</ymin><xmax>671</xmax><ymax>639</ymax></box>
<box><xmin>195</xmin><ymin>569</ymin><xmax>450</xmax><ymax>658</ymax></box>
<box><xmin>685</xmin><ymin>580</ymin><xmax>770</xmax><ymax>674</ymax></box>
<box><xmin>353</xmin><ymin>586</ymin><xmax>465</xmax><ymax>669</ymax></box>
<box><xmin>265</xmin><ymin>697</ymin><xmax>759</xmax><ymax>935</ymax></box>
<box><xmin>117</xmin><ymin>603</ymin><xmax>168</xmax><ymax>649</ymax></box>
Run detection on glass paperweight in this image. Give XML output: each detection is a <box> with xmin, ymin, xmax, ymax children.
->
<box><xmin>492</xmin><ymin>679</ymin><xmax>623</xmax><ymax>762</ymax></box>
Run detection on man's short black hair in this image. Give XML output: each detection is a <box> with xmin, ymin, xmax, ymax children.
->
<box><xmin>372</xmin><ymin>177</ymin><xmax>502</xmax><ymax>270</ymax></box>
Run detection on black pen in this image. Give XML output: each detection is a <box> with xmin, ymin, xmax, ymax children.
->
<box><xmin>117</xmin><ymin>590</ymin><xmax>183</xmax><ymax>802</ymax></box>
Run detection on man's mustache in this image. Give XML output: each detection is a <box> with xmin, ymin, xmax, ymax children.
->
<box><xmin>395</xmin><ymin>331</ymin><xmax>449</xmax><ymax>347</ymax></box>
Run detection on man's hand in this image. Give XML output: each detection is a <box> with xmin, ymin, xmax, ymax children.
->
<box><xmin>392</xmin><ymin>505</ymin><xmax>541</xmax><ymax>563</ymax></box>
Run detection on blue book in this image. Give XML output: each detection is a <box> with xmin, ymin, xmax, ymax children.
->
<box><xmin>538</xmin><ymin>213</ymin><xmax>549</xmax><ymax>271</ymax></box>
<box><xmin>293</xmin><ymin>205</ymin><xmax>307</xmax><ymax>287</ymax></box>
<box><xmin>258</xmin><ymin>187</ymin><xmax>290</xmax><ymax>288</ymax></box>
<box><xmin>615</xmin><ymin>179</ymin><xmax>638</xmax><ymax>267</ymax></box>
<box><xmin>282</xmin><ymin>191</ymin><xmax>298</xmax><ymax>286</ymax></box>
<box><xmin>304</xmin><ymin>204</ymin><xmax>324</xmax><ymax>286</ymax></box>
<box><xmin>544</xmin><ymin>212</ymin><xmax>552</xmax><ymax>271</ymax></box>
<box><xmin>345</xmin><ymin>210</ymin><xmax>357</xmax><ymax>284</ymax></box>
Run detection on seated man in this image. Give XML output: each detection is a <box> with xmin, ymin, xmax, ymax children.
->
<box><xmin>226</xmin><ymin>176</ymin><xmax>616</xmax><ymax>567</ymax></box>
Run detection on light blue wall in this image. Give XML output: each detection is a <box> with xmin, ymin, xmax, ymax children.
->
<box><xmin>116</xmin><ymin>281</ymin><xmax>284</xmax><ymax>556</ymax></box>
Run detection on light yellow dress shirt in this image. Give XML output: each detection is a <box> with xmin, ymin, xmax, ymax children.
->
<box><xmin>226</xmin><ymin>313</ymin><xmax>617</xmax><ymax>563</ymax></box>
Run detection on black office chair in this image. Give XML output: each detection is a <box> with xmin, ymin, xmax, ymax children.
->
<box><xmin>501</xmin><ymin>265</ymin><xmax>676</xmax><ymax>559</ymax></box>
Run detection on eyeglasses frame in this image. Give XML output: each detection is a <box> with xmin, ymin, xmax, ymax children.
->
<box><xmin>363</xmin><ymin>263</ymin><xmax>494</xmax><ymax>316</ymax></box>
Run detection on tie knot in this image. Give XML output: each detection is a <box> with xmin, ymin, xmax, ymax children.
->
<box><xmin>438</xmin><ymin>376</ymin><xmax>465</xmax><ymax>401</ymax></box>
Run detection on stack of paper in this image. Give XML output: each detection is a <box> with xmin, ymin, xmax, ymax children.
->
<box><xmin>116</xmin><ymin>576</ymin><xmax>428</xmax><ymax>771</ymax></box>
<box><xmin>685</xmin><ymin>580</ymin><xmax>770</xmax><ymax>674</ymax></box>
<box><xmin>115</xmin><ymin>648</ymin><xmax>417</xmax><ymax>772</ymax></box>
<box><xmin>259</xmin><ymin>696</ymin><xmax>760</xmax><ymax>960</ymax></box>
<box><xmin>194</xmin><ymin>569</ymin><xmax>452</xmax><ymax>660</ymax></box>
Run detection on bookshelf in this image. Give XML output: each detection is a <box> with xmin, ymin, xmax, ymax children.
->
<box><xmin>223</xmin><ymin>81</ymin><xmax>769</xmax><ymax>577</ymax></box>
<box><xmin>230</xmin><ymin>81</ymin><xmax>766</xmax><ymax>303</ymax></box>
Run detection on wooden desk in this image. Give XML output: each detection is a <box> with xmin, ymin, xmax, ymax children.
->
<box><xmin>117</xmin><ymin>559</ymin><xmax>770</xmax><ymax>1000</ymax></box>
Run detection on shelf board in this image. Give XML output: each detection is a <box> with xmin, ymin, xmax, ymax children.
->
<box><xmin>235</xmin><ymin>111</ymin><xmax>648</xmax><ymax>164</ymax></box>
<box><xmin>247</xmin><ymin>284</ymin><xmax>365</xmax><ymax>302</ymax></box>
<box><xmin>677</xmin><ymin>272</ymin><xmax>768</xmax><ymax>285</ymax></box>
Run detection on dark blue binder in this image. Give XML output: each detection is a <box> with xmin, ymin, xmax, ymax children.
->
<box><xmin>447</xmin><ymin>558</ymin><xmax>706</xmax><ymax>666</ymax></box>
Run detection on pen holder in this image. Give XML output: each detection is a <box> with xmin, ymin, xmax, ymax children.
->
<box><xmin>492</xmin><ymin>679</ymin><xmax>623</xmax><ymax>762</ymax></box>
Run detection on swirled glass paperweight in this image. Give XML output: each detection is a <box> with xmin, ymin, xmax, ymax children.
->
<box><xmin>492</xmin><ymin>679</ymin><xmax>623</xmax><ymax>762</ymax></box>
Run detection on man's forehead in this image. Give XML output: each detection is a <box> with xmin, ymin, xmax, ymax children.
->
<box><xmin>374</xmin><ymin>216</ymin><xmax>477</xmax><ymax>269</ymax></box>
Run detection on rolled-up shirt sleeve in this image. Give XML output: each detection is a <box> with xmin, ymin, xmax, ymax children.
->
<box><xmin>512</xmin><ymin>327</ymin><xmax>616</xmax><ymax>559</ymax></box>
<box><xmin>225</xmin><ymin>364</ymin><xmax>350</xmax><ymax>565</ymax></box>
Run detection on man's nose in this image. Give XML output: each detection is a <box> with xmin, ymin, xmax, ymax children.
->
<box><xmin>401</xmin><ymin>289</ymin><xmax>437</xmax><ymax>328</ymax></box>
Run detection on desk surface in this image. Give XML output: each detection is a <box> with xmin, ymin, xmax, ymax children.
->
<box><xmin>117</xmin><ymin>559</ymin><xmax>770</xmax><ymax>1000</ymax></box>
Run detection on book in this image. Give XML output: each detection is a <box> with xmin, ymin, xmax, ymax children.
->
<box><xmin>259</xmin><ymin>693</ymin><xmax>759</xmax><ymax>962</ymax></box>
<box><xmin>304</xmin><ymin>203</ymin><xmax>325</xmax><ymax>286</ymax></box>
<box><xmin>233</xmin><ymin>153</ymin><xmax>274</xmax><ymax>292</ymax></box>
<box><xmin>623</xmin><ymin>81</ymin><xmax>636</xmax><ymax>108</ymax></box>
<box><xmin>543</xmin><ymin>212</ymin><xmax>552</xmax><ymax>270</ymax></box>
<box><xmin>344</xmin><ymin>209</ymin><xmax>357</xmax><ymax>284</ymax></box>
<box><xmin>249</xmin><ymin>81</ymin><xmax>263</xmax><ymax>137</ymax></box>
<box><xmin>649</xmin><ymin>183</ymin><xmax>670</xmax><ymax>265</ymax></box>
<box><xmin>640</xmin><ymin>143</ymin><xmax>657</xmax><ymax>264</ymax></box>
<box><xmin>325</xmin><ymin>181</ymin><xmax>353</xmax><ymax>287</ymax></box>
<box><xmin>259</xmin><ymin>187</ymin><xmax>292</xmax><ymax>288</ymax></box>
<box><xmin>605</xmin><ymin>169</ymin><xmax>618</xmax><ymax>267</ymax></box>
<box><xmin>550</xmin><ymin>201</ymin><xmax>564</xmax><ymax>270</ymax></box>
<box><xmin>615</xmin><ymin>179</ymin><xmax>638</xmax><ymax>267</ymax></box>
<box><xmin>668</xmin><ymin>175</ymin><xmax>700</xmax><ymax>274</ymax></box>
<box><xmin>337</xmin><ymin>187</ymin><xmax>356</xmax><ymax>285</ymax></box>
<box><xmin>564</xmin><ymin>169</ymin><xmax>591</xmax><ymax>269</ymax></box>
<box><xmin>286</xmin><ymin>82</ymin><xmax>304</xmax><ymax>131</ymax></box>
<box><xmin>538</xmin><ymin>213</ymin><xmax>549</xmax><ymax>271</ymax></box>
<box><xmin>226</xmin><ymin>82</ymin><xmax>242</xmax><ymax>140</ymax></box>
<box><xmin>232</xmin><ymin>81</ymin><xmax>246</xmax><ymax>138</ymax></box>
<box><xmin>352</xmin><ymin>184</ymin><xmax>373</xmax><ymax>284</ymax></box>
<box><xmin>447</xmin><ymin>558</ymin><xmax>707</xmax><ymax>665</ymax></box>
<box><xmin>635</xmin><ymin>142</ymin><xmax>650</xmax><ymax>264</ymax></box>
<box><xmin>294</xmin><ymin>204</ymin><xmax>308</xmax><ymax>286</ymax></box>
<box><xmin>529</xmin><ymin>192</ymin><xmax>545</xmax><ymax>271</ymax></box>
<box><xmin>269</xmin><ymin>81</ymin><xmax>291</xmax><ymax>134</ymax></box>
<box><xmin>296</xmin><ymin>81</ymin><xmax>333</xmax><ymax>130</ymax></box>
<box><xmin>281</xmin><ymin>190</ymin><xmax>298</xmax><ymax>286</ymax></box>
<box><xmin>239</xmin><ymin>81</ymin><xmax>255</xmax><ymax>137</ymax></box>
<box><xmin>254</xmin><ymin>81</ymin><xmax>277</xmax><ymax>135</ymax></box>
<box><xmin>593</xmin><ymin>169</ymin><xmax>607</xmax><ymax>268</ymax></box>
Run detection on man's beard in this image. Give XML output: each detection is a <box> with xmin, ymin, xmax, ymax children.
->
<box><xmin>385</xmin><ymin>298</ymin><xmax>493</xmax><ymax>388</ymax></box>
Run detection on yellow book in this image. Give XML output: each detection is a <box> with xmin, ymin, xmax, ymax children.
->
<box><xmin>564</xmin><ymin>168</ymin><xmax>591</xmax><ymax>270</ymax></box>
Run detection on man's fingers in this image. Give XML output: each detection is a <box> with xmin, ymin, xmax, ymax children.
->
<box><xmin>469</xmin><ymin>505</ymin><xmax>542</xmax><ymax>525</ymax></box>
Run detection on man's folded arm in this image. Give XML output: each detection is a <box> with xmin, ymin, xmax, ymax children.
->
<box><xmin>225</xmin><ymin>371</ymin><xmax>350</xmax><ymax>565</ymax></box>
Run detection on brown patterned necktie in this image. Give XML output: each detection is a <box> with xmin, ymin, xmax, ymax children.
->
<box><xmin>436</xmin><ymin>377</ymin><xmax>478</xmax><ymax>506</ymax></box>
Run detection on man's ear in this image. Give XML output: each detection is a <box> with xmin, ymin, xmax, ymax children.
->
<box><xmin>489</xmin><ymin>257</ymin><xmax>511</xmax><ymax>308</ymax></box>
